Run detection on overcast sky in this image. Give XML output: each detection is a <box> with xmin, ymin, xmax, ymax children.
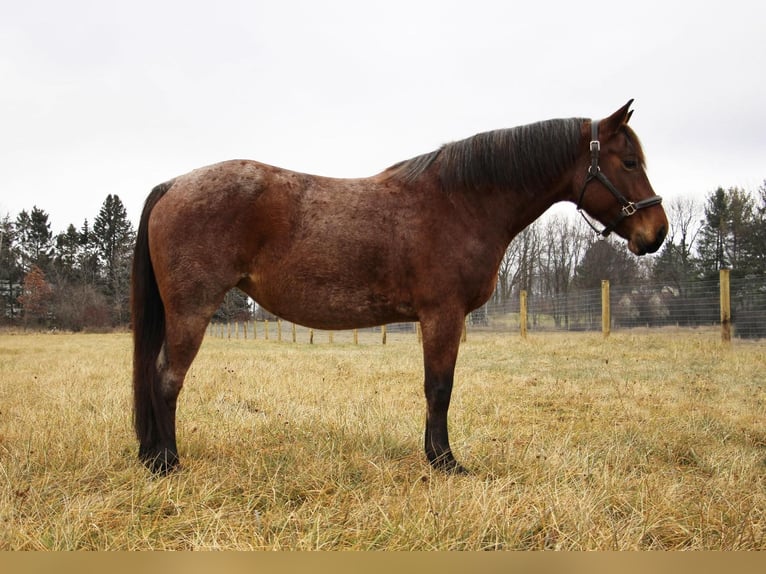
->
<box><xmin>2</xmin><ymin>0</ymin><xmax>764</xmax><ymax>233</ymax></box>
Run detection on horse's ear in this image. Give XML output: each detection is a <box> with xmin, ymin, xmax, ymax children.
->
<box><xmin>600</xmin><ymin>99</ymin><xmax>634</xmax><ymax>137</ymax></box>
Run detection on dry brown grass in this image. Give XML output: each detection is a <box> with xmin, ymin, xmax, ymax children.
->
<box><xmin>1</xmin><ymin>328</ymin><xmax>765</xmax><ymax>549</ymax></box>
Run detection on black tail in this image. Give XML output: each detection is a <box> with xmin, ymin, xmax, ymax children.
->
<box><xmin>131</xmin><ymin>180</ymin><xmax>174</xmax><ymax>471</ymax></box>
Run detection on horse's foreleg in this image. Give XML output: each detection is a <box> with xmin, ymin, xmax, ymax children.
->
<box><xmin>419</xmin><ymin>311</ymin><xmax>468</xmax><ymax>474</ymax></box>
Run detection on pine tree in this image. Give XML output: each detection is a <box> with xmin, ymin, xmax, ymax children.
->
<box><xmin>92</xmin><ymin>195</ymin><xmax>135</xmax><ymax>323</ymax></box>
<box><xmin>54</xmin><ymin>224</ymin><xmax>82</xmax><ymax>282</ymax></box>
<box><xmin>78</xmin><ymin>219</ymin><xmax>100</xmax><ymax>286</ymax></box>
<box><xmin>697</xmin><ymin>187</ymin><xmax>755</xmax><ymax>278</ymax></box>
<box><xmin>15</xmin><ymin>206</ymin><xmax>53</xmax><ymax>271</ymax></box>
<box><xmin>0</xmin><ymin>215</ymin><xmax>21</xmax><ymax>320</ymax></box>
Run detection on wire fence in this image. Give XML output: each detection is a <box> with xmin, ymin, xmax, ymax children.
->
<box><xmin>208</xmin><ymin>273</ymin><xmax>766</xmax><ymax>344</ymax></box>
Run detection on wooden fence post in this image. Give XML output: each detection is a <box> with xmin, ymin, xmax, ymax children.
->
<box><xmin>720</xmin><ymin>268</ymin><xmax>731</xmax><ymax>342</ymax></box>
<box><xmin>243</xmin><ymin>320</ymin><xmax>248</xmax><ymax>339</ymax></box>
<box><xmin>292</xmin><ymin>322</ymin><xmax>297</xmax><ymax>343</ymax></box>
<box><xmin>277</xmin><ymin>320</ymin><xmax>282</xmax><ymax>342</ymax></box>
<box><xmin>601</xmin><ymin>279</ymin><xmax>611</xmax><ymax>338</ymax></box>
<box><xmin>461</xmin><ymin>317</ymin><xmax>467</xmax><ymax>342</ymax></box>
<box><xmin>329</xmin><ymin>331</ymin><xmax>334</xmax><ymax>344</ymax></box>
<box><xmin>353</xmin><ymin>329</ymin><xmax>358</xmax><ymax>345</ymax></box>
<box><xmin>381</xmin><ymin>325</ymin><xmax>387</xmax><ymax>345</ymax></box>
<box><xmin>416</xmin><ymin>322</ymin><xmax>422</xmax><ymax>344</ymax></box>
<box><xmin>519</xmin><ymin>290</ymin><xmax>528</xmax><ymax>339</ymax></box>
<box><xmin>309</xmin><ymin>329</ymin><xmax>314</xmax><ymax>344</ymax></box>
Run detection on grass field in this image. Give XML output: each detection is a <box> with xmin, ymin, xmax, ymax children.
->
<box><xmin>1</xmin><ymin>328</ymin><xmax>765</xmax><ymax>550</ymax></box>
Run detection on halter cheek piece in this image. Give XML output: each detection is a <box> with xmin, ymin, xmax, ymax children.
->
<box><xmin>576</xmin><ymin>120</ymin><xmax>663</xmax><ymax>237</ymax></box>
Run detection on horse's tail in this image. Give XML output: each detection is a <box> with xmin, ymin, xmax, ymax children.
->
<box><xmin>131</xmin><ymin>180</ymin><xmax>174</xmax><ymax>459</ymax></box>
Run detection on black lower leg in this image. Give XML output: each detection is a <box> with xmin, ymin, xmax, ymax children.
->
<box><xmin>138</xmin><ymin>396</ymin><xmax>180</xmax><ymax>475</ymax></box>
<box><xmin>424</xmin><ymin>369</ymin><xmax>468</xmax><ymax>474</ymax></box>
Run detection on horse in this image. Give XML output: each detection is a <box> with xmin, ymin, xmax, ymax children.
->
<box><xmin>131</xmin><ymin>100</ymin><xmax>667</xmax><ymax>475</ymax></box>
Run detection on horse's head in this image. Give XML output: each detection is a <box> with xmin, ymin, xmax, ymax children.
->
<box><xmin>574</xmin><ymin>100</ymin><xmax>668</xmax><ymax>255</ymax></box>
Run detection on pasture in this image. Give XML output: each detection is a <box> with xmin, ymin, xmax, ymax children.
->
<box><xmin>1</xmin><ymin>329</ymin><xmax>765</xmax><ymax>550</ymax></box>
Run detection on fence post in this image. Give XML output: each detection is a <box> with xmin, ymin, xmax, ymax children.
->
<box><xmin>720</xmin><ymin>268</ymin><xmax>731</xmax><ymax>342</ymax></box>
<box><xmin>309</xmin><ymin>329</ymin><xmax>314</xmax><ymax>344</ymax></box>
<box><xmin>353</xmin><ymin>329</ymin><xmax>358</xmax><ymax>345</ymax></box>
<box><xmin>416</xmin><ymin>322</ymin><xmax>422</xmax><ymax>344</ymax></box>
<box><xmin>461</xmin><ymin>317</ymin><xmax>467</xmax><ymax>342</ymax></box>
<box><xmin>292</xmin><ymin>322</ymin><xmax>297</xmax><ymax>343</ymax></box>
<box><xmin>381</xmin><ymin>325</ymin><xmax>387</xmax><ymax>345</ymax></box>
<box><xmin>277</xmin><ymin>320</ymin><xmax>282</xmax><ymax>342</ymax></box>
<box><xmin>329</xmin><ymin>331</ymin><xmax>334</xmax><ymax>344</ymax></box>
<box><xmin>601</xmin><ymin>280</ymin><xmax>611</xmax><ymax>338</ymax></box>
<box><xmin>519</xmin><ymin>290</ymin><xmax>528</xmax><ymax>339</ymax></box>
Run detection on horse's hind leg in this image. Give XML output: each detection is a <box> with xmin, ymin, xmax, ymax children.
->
<box><xmin>141</xmin><ymin>307</ymin><xmax>217</xmax><ymax>474</ymax></box>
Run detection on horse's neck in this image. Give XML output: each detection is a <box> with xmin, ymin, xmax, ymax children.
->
<box><xmin>466</xmin><ymin>177</ymin><xmax>573</xmax><ymax>247</ymax></box>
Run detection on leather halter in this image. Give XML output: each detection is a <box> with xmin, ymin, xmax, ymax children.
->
<box><xmin>577</xmin><ymin>120</ymin><xmax>662</xmax><ymax>237</ymax></box>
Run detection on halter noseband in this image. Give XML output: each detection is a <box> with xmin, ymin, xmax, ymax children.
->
<box><xmin>576</xmin><ymin>120</ymin><xmax>662</xmax><ymax>237</ymax></box>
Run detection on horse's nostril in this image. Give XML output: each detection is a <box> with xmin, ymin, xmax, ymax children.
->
<box><xmin>657</xmin><ymin>225</ymin><xmax>668</xmax><ymax>245</ymax></box>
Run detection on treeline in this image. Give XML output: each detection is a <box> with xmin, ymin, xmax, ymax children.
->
<box><xmin>1</xmin><ymin>195</ymin><xmax>134</xmax><ymax>330</ymax></box>
<box><xmin>2</xmin><ymin>181</ymin><xmax>765</xmax><ymax>334</ymax></box>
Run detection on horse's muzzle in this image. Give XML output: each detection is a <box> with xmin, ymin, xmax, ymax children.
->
<box><xmin>629</xmin><ymin>224</ymin><xmax>667</xmax><ymax>256</ymax></box>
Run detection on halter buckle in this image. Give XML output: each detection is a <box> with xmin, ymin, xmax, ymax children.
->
<box><xmin>621</xmin><ymin>202</ymin><xmax>637</xmax><ymax>217</ymax></box>
<box><xmin>588</xmin><ymin>140</ymin><xmax>601</xmax><ymax>175</ymax></box>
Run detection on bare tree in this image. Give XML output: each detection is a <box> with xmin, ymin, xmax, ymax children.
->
<box><xmin>538</xmin><ymin>215</ymin><xmax>588</xmax><ymax>328</ymax></box>
<box><xmin>652</xmin><ymin>196</ymin><xmax>702</xmax><ymax>289</ymax></box>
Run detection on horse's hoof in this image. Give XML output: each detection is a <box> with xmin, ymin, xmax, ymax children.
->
<box><xmin>428</xmin><ymin>453</ymin><xmax>470</xmax><ymax>475</ymax></box>
<box><xmin>139</xmin><ymin>448</ymin><xmax>179</xmax><ymax>476</ymax></box>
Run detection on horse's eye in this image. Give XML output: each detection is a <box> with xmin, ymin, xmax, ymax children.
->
<box><xmin>622</xmin><ymin>158</ymin><xmax>639</xmax><ymax>170</ymax></box>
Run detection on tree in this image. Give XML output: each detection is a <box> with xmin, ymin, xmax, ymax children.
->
<box><xmin>213</xmin><ymin>289</ymin><xmax>252</xmax><ymax>322</ymax></box>
<box><xmin>0</xmin><ymin>215</ymin><xmax>22</xmax><ymax>321</ymax></box>
<box><xmin>78</xmin><ymin>219</ymin><xmax>100</xmax><ymax>287</ymax></box>
<box><xmin>574</xmin><ymin>238</ymin><xmax>641</xmax><ymax>289</ymax></box>
<box><xmin>17</xmin><ymin>265</ymin><xmax>53</xmax><ymax>327</ymax></box>
<box><xmin>652</xmin><ymin>196</ymin><xmax>702</xmax><ymax>289</ymax></box>
<box><xmin>492</xmin><ymin>220</ymin><xmax>541</xmax><ymax>310</ymax></box>
<box><xmin>92</xmin><ymin>195</ymin><xmax>135</xmax><ymax>323</ymax></box>
<box><xmin>741</xmin><ymin>180</ymin><xmax>766</xmax><ymax>274</ymax></box>
<box><xmin>15</xmin><ymin>206</ymin><xmax>53</xmax><ymax>271</ymax></box>
<box><xmin>54</xmin><ymin>224</ymin><xmax>82</xmax><ymax>282</ymax></box>
<box><xmin>538</xmin><ymin>215</ymin><xmax>588</xmax><ymax>328</ymax></box>
<box><xmin>696</xmin><ymin>187</ymin><xmax>754</xmax><ymax>277</ymax></box>
<box><xmin>572</xmin><ymin>238</ymin><xmax>642</xmax><ymax>329</ymax></box>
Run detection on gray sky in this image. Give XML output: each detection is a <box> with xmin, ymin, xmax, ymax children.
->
<box><xmin>2</xmin><ymin>0</ymin><xmax>765</xmax><ymax>233</ymax></box>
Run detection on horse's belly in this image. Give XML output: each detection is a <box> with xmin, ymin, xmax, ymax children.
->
<box><xmin>239</xmin><ymin>269</ymin><xmax>416</xmax><ymax>331</ymax></box>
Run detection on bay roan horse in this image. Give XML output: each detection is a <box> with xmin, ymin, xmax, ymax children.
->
<box><xmin>132</xmin><ymin>100</ymin><xmax>667</xmax><ymax>475</ymax></box>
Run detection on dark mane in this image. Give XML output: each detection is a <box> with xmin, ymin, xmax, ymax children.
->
<box><xmin>384</xmin><ymin>117</ymin><xmax>585</xmax><ymax>194</ymax></box>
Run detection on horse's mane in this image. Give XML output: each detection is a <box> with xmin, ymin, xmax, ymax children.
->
<box><xmin>383</xmin><ymin>117</ymin><xmax>585</xmax><ymax>194</ymax></box>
